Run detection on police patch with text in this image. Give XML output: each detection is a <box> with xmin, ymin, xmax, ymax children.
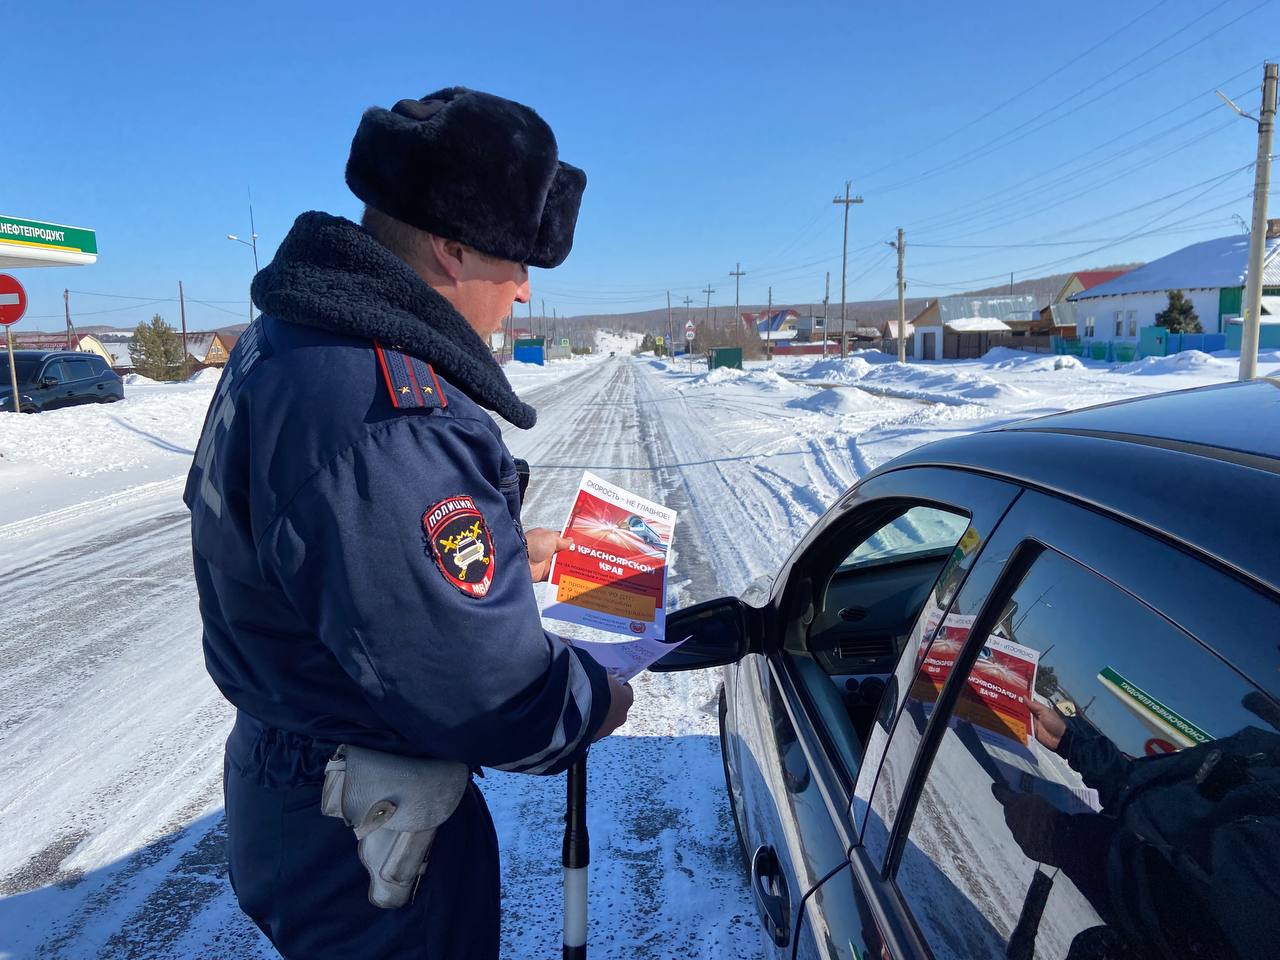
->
<box><xmin>423</xmin><ymin>495</ymin><xmax>496</xmax><ymax>598</ymax></box>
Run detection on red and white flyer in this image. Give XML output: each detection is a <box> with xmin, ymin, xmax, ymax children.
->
<box><xmin>913</xmin><ymin>625</ymin><xmax>1040</xmax><ymax>747</ymax></box>
<box><xmin>543</xmin><ymin>472</ymin><xmax>676</xmax><ymax>643</ymax></box>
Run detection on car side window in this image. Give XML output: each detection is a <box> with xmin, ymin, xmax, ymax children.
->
<box><xmin>788</xmin><ymin>505</ymin><xmax>971</xmax><ymax>786</ymax></box>
<box><xmin>41</xmin><ymin>360</ymin><xmax>67</xmax><ymax>383</ymax></box>
<box><xmin>892</xmin><ymin>546</ymin><xmax>1280</xmax><ymax>960</ymax></box>
<box><xmin>65</xmin><ymin>358</ymin><xmax>94</xmax><ymax>381</ymax></box>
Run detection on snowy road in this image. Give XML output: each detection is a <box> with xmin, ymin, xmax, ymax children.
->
<box><xmin>5</xmin><ymin>341</ymin><xmax>1278</xmax><ymax>958</ymax></box>
<box><xmin>0</xmin><ymin>355</ymin><xmax>763</xmax><ymax>959</ymax></box>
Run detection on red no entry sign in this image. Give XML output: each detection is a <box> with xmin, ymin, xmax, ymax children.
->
<box><xmin>0</xmin><ymin>274</ymin><xmax>27</xmax><ymax>326</ymax></box>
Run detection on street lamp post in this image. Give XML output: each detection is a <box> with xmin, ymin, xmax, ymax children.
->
<box><xmin>228</xmin><ymin>196</ymin><xmax>261</xmax><ymax>324</ymax></box>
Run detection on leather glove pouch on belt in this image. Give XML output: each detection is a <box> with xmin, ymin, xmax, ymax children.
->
<box><xmin>320</xmin><ymin>744</ymin><xmax>469</xmax><ymax>909</ymax></box>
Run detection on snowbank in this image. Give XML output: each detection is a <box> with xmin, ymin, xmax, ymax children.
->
<box><xmin>1112</xmin><ymin>350</ymin><xmax>1233</xmax><ymax>377</ymax></box>
<box><xmin>187</xmin><ymin>367</ymin><xmax>222</xmax><ymax>383</ymax></box>
<box><xmin>786</xmin><ymin>386</ymin><xmax>885</xmax><ymax>415</ymax></box>
<box><xmin>982</xmin><ymin>347</ymin><xmax>1086</xmax><ymax>373</ymax></box>
<box><xmin>678</xmin><ymin>366</ymin><xmax>793</xmax><ymax>391</ymax></box>
<box><xmin>124</xmin><ymin>373</ymin><xmax>157</xmax><ymax>386</ymax></box>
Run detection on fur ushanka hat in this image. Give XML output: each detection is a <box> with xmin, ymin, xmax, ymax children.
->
<box><xmin>345</xmin><ymin>87</ymin><xmax>586</xmax><ymax>269</ymax></box>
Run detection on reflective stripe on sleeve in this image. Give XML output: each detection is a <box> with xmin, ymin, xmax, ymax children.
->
<box><xmin>491</xmin><ymin>647</ymin><xmax>595</xmax><ymax>774</ymax></box>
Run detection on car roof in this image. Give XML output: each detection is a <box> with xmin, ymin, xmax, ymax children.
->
<box><xmin>878</xmin><ymin>380</ymin><xmax>1280</xmax><ymax>596</ymax></box>
<box><xmin>1</xmin><ymin>349</ymin><xmax>82</xmax><ymax>360</ymax></box>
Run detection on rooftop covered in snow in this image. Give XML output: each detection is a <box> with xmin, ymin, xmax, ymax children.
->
<box><xmin>1071</xmin><ymin>234</ymin><xmax>1280</xmax><ymax>300</ymax></box>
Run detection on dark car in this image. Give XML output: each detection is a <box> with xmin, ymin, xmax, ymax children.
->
<box><xmin>0</xmin><ymin>350</ymin><xmax>124</xmax><ymax>412</ymax></box>
<box><xmin>655</xmin><ymin>380</ymin><xmax>1280</xmax><ymax>960</ymax></box>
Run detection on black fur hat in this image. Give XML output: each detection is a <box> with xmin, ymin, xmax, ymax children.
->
<box><xmin>346</xmin><ymin>87</ymin><xmax>585</xmax><ymax>269</ymax></box>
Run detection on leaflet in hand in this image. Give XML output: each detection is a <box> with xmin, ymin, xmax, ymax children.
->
<box><xmin>544</xmin><ymin>471</ymin><xmax>676</xmax><ymax>642</ymax></box>
<box><xmin>564</xmin><ymin>634</ymin><xmax>692</xmax><ymax>683</ymax></box>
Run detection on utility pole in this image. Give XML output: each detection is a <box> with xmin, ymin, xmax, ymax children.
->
<box><xmin>833</xmin><ymin>181</ymin><xmax>864</xmax><ymax>359</ymax></box>
<box><xmin>822</xmin><ymin>271</ymin><xmax>830</xmax><ymax>359</ymax></box>
<box><xmin>666</xmin><ymin>291</ymin><xmax>673</xmax><ymax>358</ymax></box>
<box><xmin>886</xmin><ymin>229</ymin><xmax>907</xmax><ymax>363</ymax></box>
<box><xmin>63</xmin><ymin>289</ymin><xmax>75</xmax><ymax>350</ymax></box>
<box><xmin>702</xmin><ymin>283</ymin><xmax>715</xmax><ymax>341</ymax></box>
<box><xmin>766</xmin><ymin>286</ymin><xmax>773</xmax><ymax>360</ymax></box>
<box><xmin>729</xmin><ymin>263</ymin><xmax>746</xmax><ymax>340</ymax></box>
<box><xmin>178</xmin><ymin>281</ymin><xmax>190</xmax><ymax>377</ymax></box>
<box><xmin>541</xmin><ymin>298</ymin><xmax>546</xmax><ymax>343</ymax></box>
<box><xmin>1239</xmin><ymin>62</ymin><xmax>1278</xmax><ymax>381</ymax></box>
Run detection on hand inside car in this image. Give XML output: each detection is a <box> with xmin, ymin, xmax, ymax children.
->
<box><xmin>526</xmin><ymin>528</ymin><xmax>572</xmax><ymax>582</ymax></box>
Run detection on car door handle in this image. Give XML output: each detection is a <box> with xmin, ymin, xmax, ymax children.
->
<box><xmin>750</xmin><ymin>845</ymin><xmax>791</xmax><ymax>947</ymax></box>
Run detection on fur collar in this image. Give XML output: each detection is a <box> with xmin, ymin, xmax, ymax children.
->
<box><xmin>251</xmin><ymin>211</ymin><xmax>536</xmax><ymax>428</ymax></box>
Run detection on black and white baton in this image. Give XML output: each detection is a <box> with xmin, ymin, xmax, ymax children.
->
<box><xmin>562</xmin><ymin>757</ymin><xmax>589</xmax><ymax>959</ymax></box>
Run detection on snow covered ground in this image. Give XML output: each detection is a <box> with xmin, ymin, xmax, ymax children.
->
<box><xmin>1</xmin><ymin>337</ymin><xmax>1275</xmax><ymax>959</ymax></box>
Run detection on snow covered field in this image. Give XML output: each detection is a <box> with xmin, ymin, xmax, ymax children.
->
<box><xmin>1</xmin><ymin>336</ymin><xmax>1275</xmax><ymax>959</ymax></box>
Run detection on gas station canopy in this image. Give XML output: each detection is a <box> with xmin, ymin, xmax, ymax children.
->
<box><xmin>0</xmin><ymin>214</ymin><xmax>97</xmax><ymax>268</ymax></box>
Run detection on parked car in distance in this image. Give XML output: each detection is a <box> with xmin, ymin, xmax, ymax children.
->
<box><xmin>0</xmin><ymin>350</ymin><xmax>124</xmax><ymax>412</ymax></box>
<box><xmin>653</xmin><ymin>379</ymin><xmax>1280</xmax><ymax>960</ymax></box>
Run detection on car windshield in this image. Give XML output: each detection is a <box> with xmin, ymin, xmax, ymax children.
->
<box><xmin>840</xmin><ymin>508</ymin><xmax>971</xmax><ymax>570</ymax></box>
<box><xmin>9</xmin><ymin>359</ymin><xmax>41</xmax><ymax>384</ymax></box>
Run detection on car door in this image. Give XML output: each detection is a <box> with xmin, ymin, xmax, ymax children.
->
<box><xmin>725</xmin><ymin>466</ymin><xmax>1020</xmax><ymax>957</ymax></box>
<box><xmin>36</xmin><ymin>359</ymin><xmax>72</xmax><ymax>409</ymax></box>
<box><xmin>61</xmin><ymin>356</ymin><xmax>98</xmax><ymax>406</ymax></box>
<box><xmin>862</xmin><ymin>490</ymin><xmax>1280</xmax><ymax>960</ymax></box>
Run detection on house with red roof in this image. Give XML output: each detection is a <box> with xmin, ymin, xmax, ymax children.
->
<box><xmin>1038</xmin><ymin>269</ymin><xmax>1130</xmax><ymax>333</ymax></box>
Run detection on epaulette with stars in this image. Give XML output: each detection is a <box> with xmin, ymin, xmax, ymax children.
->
<box><xmin>374</xmin><ymin>341</ymin><xmax>448</xmax><ymax>411</ymax></box>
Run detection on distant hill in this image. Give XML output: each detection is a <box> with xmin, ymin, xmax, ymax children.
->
<box><xmin>73</xmin><ymin>323</ymin><xmax>249</xmax><ymax>338</ymax></box>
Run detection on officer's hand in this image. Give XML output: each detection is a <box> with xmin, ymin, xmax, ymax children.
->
<box><xmin>526</xmin><ymin>528</ymin><xmax>572</xmax><ymax>582</ymax></box>
<box><xmin>592</xmin><ymin>673</ymin><xmax>634</xmax><ymax>741</ymax></box>
<box><xmin>1030</xmin><ymin>700</ymin><xmax>1067</xmax><ymax>751</ymax></box>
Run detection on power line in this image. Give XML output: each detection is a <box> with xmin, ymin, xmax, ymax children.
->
<box><xmin>903</xmin><ymin>65</ymin><xmax>1265</xmax><ymax>238</ymax></box>
<box><xmin>855</xmin><ymin>0</ymin><xmax>1172</xmax><ymax>184</ymax></box>
<box><xmin>868</xmin><ymin>0</ymin><xmax>1263</xmax><ymax>197</ymax></box>
<box><xmin>906</xmin><ymin>188</ymin><xmax>1255</xmax><ymax>293</ymax></box>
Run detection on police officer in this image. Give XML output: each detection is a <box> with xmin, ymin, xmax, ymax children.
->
<box><xmin>186</xmin><ymin>87</ymin><xmax>633</xmax><ymax>959</ymax></box>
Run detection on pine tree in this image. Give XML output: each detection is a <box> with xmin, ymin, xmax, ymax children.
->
<box><xmin>1154</xmin><ymin>290</ymin><xmax>1202</xmax><ymax>334</ymax></box>
<box><xmin>130</xmin><ymin>314</ymin><xmax>186</xmax><ymax>381</ymax></box>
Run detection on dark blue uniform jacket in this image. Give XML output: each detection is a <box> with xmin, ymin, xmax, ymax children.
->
<box><xmin>184</xmin><ymin>212</ymin><xmax>609</xmax><ymax>958</ymax></box>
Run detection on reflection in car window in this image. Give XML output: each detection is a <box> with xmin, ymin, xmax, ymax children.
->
<box><xmin>793</xmin><ymin>505</ymin><xmax>970</xmax><ymax>787</ymax></box>
<box><xmin>856</xmin><ymin>515</ymin><xmax>989</xmax><ymax>846</ymax></box>
<box><xmin>894</xmin><ymin>548</ymin><xmax>1279</xmax><ymax>960</ymax></box>
<box><xmin>841</xmin><ymin>506</ymin><xmax>970</xmax><ymax>569</ymax></box>
<box><xmin>42</xmin><ymin>361</ymin><xmax>68</xmax><ymax>383</ymax></box>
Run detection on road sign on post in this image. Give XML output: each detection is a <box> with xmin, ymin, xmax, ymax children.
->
<box><xmin>1</xmin><ymin>274</ymin><xmax>29</xmax><ymax>414</ymax></box>
<box><xmin>0</xmin><ymin>274</ymin><xmax>27</xmax><ymax>325</ymax></box>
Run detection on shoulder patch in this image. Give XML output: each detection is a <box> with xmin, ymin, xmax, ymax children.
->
<box><xmin>423</xmin><ymin>495</ymin><xmax>495</xmax><ymax>598</ymax></box>
<box><xmin>375</xmin><ymin>341</ymin><xmax>447</xmax><ymax>411</ymax></box>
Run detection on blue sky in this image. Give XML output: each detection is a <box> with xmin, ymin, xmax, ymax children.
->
<box><xmin>7</xmin><ymin>0</ymin><xmax>1279</xmax><ymax>332</ymax></box>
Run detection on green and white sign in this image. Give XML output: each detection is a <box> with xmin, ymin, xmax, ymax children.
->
<box><xmin>560</xmin><ymin>338</ymin><xmax>570</xmax><ymax>347</ymax></box>
<box><xmin>0</xmin><ymin>215</ymin><xmax>98</xmax><ymax>268</ymax></box>
<box><xmin>1098</xmin><ymin>666</ymin><xmax>1213</xmax><ymax>748</ymax></box>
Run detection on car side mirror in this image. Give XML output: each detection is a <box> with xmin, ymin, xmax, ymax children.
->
<box><xmin>649</xmin><ymin>596</ymin><xmax>755</xmax><ymax>672</ymax></box>
<box><xmin>41</xmin><ymin>377</ymin><xmax>59</xmax><ymax>388</ymax></box>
